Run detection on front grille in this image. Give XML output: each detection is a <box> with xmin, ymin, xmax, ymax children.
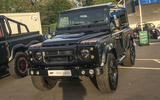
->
<box><xmin>45</xmin><ymin>50</ymin><xmax>73</xmax><ymax>55</ymax></box>
<box><xmin>45</xmin><ymin>56</ymin><xmax>73</xmax><ymax>62</ymax></box>
<box><xmin>43</xmin><ymin>50</ymin><xmax>74</xmax><ymax>64</ymax></box>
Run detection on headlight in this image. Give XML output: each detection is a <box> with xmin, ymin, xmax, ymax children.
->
<box><xmin>47</xmin><ymin>34</ymin><xmax>52</xmax><ymax>39</ymax></box>
<box><xmin>81</xmin><ymin>49</ymin><xmax>90</xmax><ymax>59</ymax></box>
<box><xmin>29</xmin><ymin>51</ymin><xmax>32</xmax><ymax>54</ymax></box>
<box><xmin>35</xmin><ymin>52</ymin><xmax>42</xmax><ymax>61</ymax></box>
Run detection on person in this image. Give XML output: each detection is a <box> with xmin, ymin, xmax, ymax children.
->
<box><xmin>151</xmin><ymin>26</ymin><xmax>160</xmax><ymax>39</ymax></box>
<box><xmin>143</xmin><ymin>24</ymin><xmax>153</xmax><ymax>39</ymax></box>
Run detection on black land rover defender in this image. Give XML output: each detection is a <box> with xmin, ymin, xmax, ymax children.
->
<box><xmin>28</xmin><ymin>3</ymin><xmax>135</xmax><ymax>93</ymax></box>
<box><xmin>0</xmin><ymin>15</ymin><xmax>43</xmax><ymax>78</ymax></box>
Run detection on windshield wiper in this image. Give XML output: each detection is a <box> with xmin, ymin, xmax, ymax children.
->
<box><xmin>72</xmin><ymin>23</ymin><xmax>83</xmax><ymax>26</ymax></box>
<box><xmin>92</xmin><ymin>20</ymin><xmax>105</xmax><ymax>23</ymax></box>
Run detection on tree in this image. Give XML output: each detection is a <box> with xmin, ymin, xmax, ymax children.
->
<box><xmin>93</xmin><ymin>0</ymin><xmax>116</xmax><ymax>5</ymax></box>
<box><xmin>80</xmin><ymin>0</ymin><xmax>116</xmax><ymax>6</ymax></box>
<box><xmin>0</xmin><ymin>0</ymin><xmax>13</xmax><ymax>13</ymax></box>
<box><xmin>41</xmin><ymin>0</ymin><xmax>73</xmax><ymax>25</ymax></box>
<box><xmin>82</xmin><ymin>0</ymin><xmax>93</xmax><ymax>6</ymax></box>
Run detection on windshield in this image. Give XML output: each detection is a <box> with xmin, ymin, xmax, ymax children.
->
<box><xmin>57</xmin><ymin>7</ymin><xmax>109</xmax><ymax>29</ymax></box>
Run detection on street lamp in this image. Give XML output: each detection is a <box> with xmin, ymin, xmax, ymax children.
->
<box><xmin>138</xmin><ymin>0</ymin><xmax>143</xmax><ymax>31</ymax></box>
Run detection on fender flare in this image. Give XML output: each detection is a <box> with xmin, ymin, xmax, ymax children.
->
<box><xmin>9</xmin><ymin>44</ymin><xmax>26</xmax><ymax>62</ymax></box>
<box><xmin>26</xmin><ymin>40</ymin><xmax>40</xmax><ymax>48</ymax></box>
<box><xmin>9</xmin><ymin>40</ymin><xmax>40</xmax><ymax>62</ymax></box>
<box><xmin>100</xmin><ymin>43</ymin><xmax>113</xmax><ymax>67</ymax></box>
<box><xmin>125</xmin><ymin>34</ymin><xmax>133</xmax><ymax>51</ymax></box>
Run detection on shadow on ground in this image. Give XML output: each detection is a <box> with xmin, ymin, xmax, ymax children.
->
<box><xmin>59</xmin><ymin>78</ymin><xmax>87</xmax><ymax>100</ymax></box>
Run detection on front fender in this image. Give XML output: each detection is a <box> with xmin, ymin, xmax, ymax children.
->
<box><xmin>100</xmin><ymin>43</ymin><xmax>113</xmax><ymax>66</ymax></box>
<box><xmin>9</xmin><ymin>44</ymin><xmax>26</xmax><ymax>62</ymax></box>
<box><xmin>26</xmin><ymin>40</ymin><xmax>40</xmax><ymax>48</ymax></box>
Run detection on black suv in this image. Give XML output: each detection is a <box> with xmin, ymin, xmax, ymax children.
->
<box><xmin>28</xmin><ymin>3</ymin><xmax>135</xmax><ymax>93</ymax></box>
<box><xmin>0</xmin><ymin>16</ymin><xmax>43</xmax><ymax>78</ymax></box>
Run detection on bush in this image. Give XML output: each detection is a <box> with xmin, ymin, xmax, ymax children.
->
<box><xmin>41</xmin><ymin>0</ymin><xmax>73</xmax><ymax>25</ymax></box>
<box><xmin>42</xmin><ymin>23</ymin><xmax>57</xmax><ymax>34</ymax></box>
<box><xmin>93</xmin><ymin>0</ymin><xmax>116</xmax><ymax>5</ymax></box>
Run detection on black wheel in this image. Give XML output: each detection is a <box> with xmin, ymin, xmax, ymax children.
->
<box><xmin>31</xmin><ymin>76</ymin><xmax>57</xmax><ymax>91</ymax></box>
<box><xmin>96</xmin><ymin>53</ymin><xmax>118</xmax><ymax>93</ymax></box>
<box><xmin>122</xmin><ymin>41</ymin><xmax>136</xmax><ymax>66</ymax></box>
<box><xmin>8</xmin><ymin>52</ymin><xmax>29</xmax><ymax>78</ymax></box>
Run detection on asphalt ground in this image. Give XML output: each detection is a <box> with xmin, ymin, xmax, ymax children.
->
<box><xmin>0</xmin><ymin>42</ymin><xmax>160</xmax><ymax>100</ymax></box>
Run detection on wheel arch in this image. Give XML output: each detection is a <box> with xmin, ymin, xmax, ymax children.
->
<box><xmin>100</xmin><ymin>43</ymin><xmax>117</xmax><ymax>66</ymax></box>
<box><xmin>9</xmin><ymin>40</ymin><xmax>40</xmax><ymax>62</ymax></box>
<box><xmin>9</xmin><ymin>44</ymin><xmax>27</xmax><ymax>62</ymax></box>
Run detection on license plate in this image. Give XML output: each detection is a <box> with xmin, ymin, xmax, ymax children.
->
<box><xmin>48</xmin><ymin>70</ymin><xmax>72</xmax><ymax>76</ymax></box>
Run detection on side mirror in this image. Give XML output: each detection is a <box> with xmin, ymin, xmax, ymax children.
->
<box><xmin>44</xmin><ymin>27</ymin><xmax>56</xmax><ymax>40</ymax></box>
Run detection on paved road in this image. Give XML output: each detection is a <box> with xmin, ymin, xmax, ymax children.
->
<box><xmin>0</xmin><ymin>42</ymin><xmax>160</xmax><ymax>100</ymax></box>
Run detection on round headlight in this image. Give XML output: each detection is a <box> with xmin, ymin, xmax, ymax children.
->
<box><xmin>81</xmin><ymin>49</ymin><xmax>90</xmax><ymax>59</ymax></box>
<box><xmin>29</xmin><ymin>51</ymin><xmax>32</xmax><ymax>54</ymax></box>
<box><xmin>47</xmin><ymin>34</ymin><xmax>52</xmax><ymax>39</ymax></box>
<box><xmin>35</xmin><ymin>52</ymin><xmax>42</xmax><ymax>61</ymax></box>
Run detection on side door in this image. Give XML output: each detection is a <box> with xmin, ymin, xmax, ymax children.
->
<box><xmin>0</xmin><ymin>18</ymin><xmax>8</xmax><ymax>65</ymax></box>
<box><xmin>110</xmin><ymin>15</ymin><xmax>125</xmax><ymax>57</ymax></box>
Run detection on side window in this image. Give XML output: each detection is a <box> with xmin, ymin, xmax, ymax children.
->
<box><xmin>119</xmin><ymin>12</ymin><xmax>128</xmax><ymax>28</ymax></box>
<box><xmin>0</xmin><ymin>23</ymin><xmax>2</xmax><ymax>37</ymax></box>
<box><xmin>112</xmin><ymin>14</ymin><xmax>120</xmax><ymax>29</ymax></box>
<box><xmin>110</xmin><ymin>18</ymin><xmax>116</xmax><ymax>30</ymax></box>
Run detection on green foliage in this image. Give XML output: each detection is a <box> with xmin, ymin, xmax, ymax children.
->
<box><xmin>0</xmin><ymin>0</ymin><xmax>14</xmax><ymax>13</ymax></box>
<box><xmin>0</xmin><ymin>0</ymin><xmax>116</xmax><ymax>33</ymax></box>
<box><xmin>93</xmin><ymin>0</ymin><xmax>116</xmax><ymax>4</ymax></box>
<box><xmin>82</xmin><ymin>0</ymin><xmax>93</xmax><ymax>6</ymax></box>
<box><xmin>0</xmin><ymin>0</ymin><xmax>72</xmax><ymax>25</ymax></box>
<box><xmin>41</xmin><ymin>0</ymin><xmax>73</xmax><ymax>25</ymax></box>
<box><xmin>42</xmin><ymin>23</ymin><xmax>57</xmax><ymax>34</ymax></box>
<box><xmin>82</xmin><ymin>0</ymin><xmax>116</xmax><ymax>6</ymax></box>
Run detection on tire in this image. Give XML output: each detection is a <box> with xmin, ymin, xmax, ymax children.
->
<box><xmin>31</xmin><ymin>76</ymin><xmax>57</xmax><ymax>91</ymax></box>
<box><xmin>122</xmin><ymin>41</ymin><xmax>136</xmax><ymax>66</ymax></box>
<box><xmin>96</xmin><ymin>53</ymin><xmax>118</xmax><ymax>93</ymax></box>
<box><xmin>8</xmin><ymin>52</ymin><xmax>29</xmax><ymax>78</ymax></box>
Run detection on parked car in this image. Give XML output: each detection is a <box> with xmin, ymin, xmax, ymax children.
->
<box><xmin>0</xmin><ymin>15</ymin><xmax>43</xmax><ymax>78</ymax></box>
<box><xmin>28</xmin><ymin>3</ymin><xmax>135</xmax><ymax>93</ymax></box>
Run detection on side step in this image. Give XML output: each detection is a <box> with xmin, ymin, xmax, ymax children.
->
<box><xmin>117</xmin><ymin>55</ymin><xmax>126</xmax><ymax>63</ymax></box>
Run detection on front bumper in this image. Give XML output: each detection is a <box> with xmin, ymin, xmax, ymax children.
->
<box><xmin>30</xmin><ymin>43</ymin><xmax>98</xmax><ymax>66</ymax></box>
<box><xmin>29</xmin><ymin>67</ymin><xmax>103</xmax><ymax>77</ymax></box>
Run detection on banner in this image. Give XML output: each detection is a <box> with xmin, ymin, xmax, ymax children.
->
<box><xmin>139</xmin><ymin>31</ymin><xmax>149</xmax><ymax>45</ymax></box>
